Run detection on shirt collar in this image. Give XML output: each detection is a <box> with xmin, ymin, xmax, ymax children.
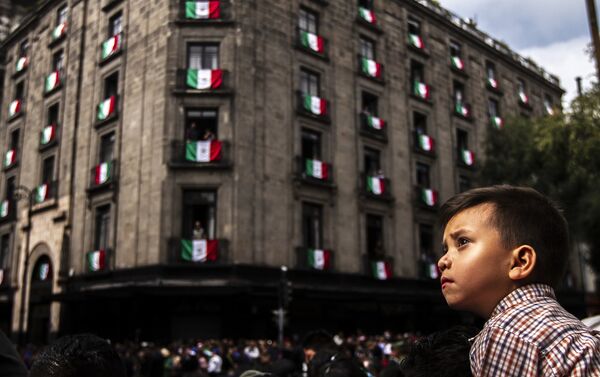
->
<box><xmin>489</xmin><ymin>283</ymin><xmax>556</xmax><ymax>319</ymax></box>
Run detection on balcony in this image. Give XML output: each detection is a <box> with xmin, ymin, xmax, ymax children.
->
<box><xmin>407</xmin><ymin>33</ymin><xmax>429</xmax><ymax>57</ymax></box>
<box><xmin>0</xmin><ymin>199</ymin><xmax>16</xmax><ymax>223</ymax></box>
<box><xmin>356</xmin><ymin>7</ymin><xmax>381</xmax><ymax>33</ymax></box>
<box><xmin>49</xmin><ymin>22</ymin><xmax>67</xmax><ymax>46</ymax></box>
<box><xmin>413</xmin><ymin>131</ymin><xmax>436</xmax><ymax>157</ymax></box>
<box><xmin>518</xmin><ymin>92</ymin><xmax>533</xmax><ymax>110</ymax></box>
<box><xmin>358</xmin><ymin>55</ymin><xmax>384</xmax><ymax>83</ymax></box>
<box><xmin>169</xmin><ymin>140</ymin><xmax>232</xmax><ymax>169</ymax></box>
<box><xmin>415</xmin><ymin>186</ymin><xmax>438</xmax><ymax>210</ymax></box>
<box><xmin>363</xmin><ymin>255</ymin><xmax>394</xmax><ymax>280</ymax></box>
<box><xmin>295</xmin><ymin>156</ymin><xmax>334</xmax><ymax>188</ymax></box>
<box><xmin>7</xmin><ymin>99</ymin><xmax>23</xmax><ymax>121</ymax></box>
<box><xmin>359</xmin><ymin>112</ymin><xmax>387</xmax><ymax>142</ymax></box>
<box><xmin>86</xmin><ymin>248</ymin><xmax>112</xmax><ymax>273</ymax></box>
<box><xmin>296</xmin><ymin>247</ymin><xmax>334</xmax><ymax>271</ymax></box>
<box><xmin>178</xmin><ymin>1</ymin><xmax>232</xmax><ymax>24</ymax></box>
<box><xmin>33</xmin><ymin>180</ymin><xmax>58</xmax><ymax>206</ymax></box>
<box><xmin>450</xmin><ymin>56</ymin><xmax>467</xmax><ymax>76</ymax></box>
<box><xmin>88</xmin><ymin>160</ymin><xmax>118</xmax><ymax>192</ymax></box>
<box><xmin>39</xmin><ymin>124</ymin><xmax>59</xmax><ymax>151</ymax></box>
<box><xmin>175</xmin><ymin>69</ymin><xmax>231</xmax><ymax>95</ymax></box>
<box><xmin>453</xmin><ymin>102</ymin><xmax>472</xmax><ymax>121</ymax></box>
<box><xmin>3</xmin><ymin>149</ymin><xmax>18</xmax><ymax>171</ymax></box>
<box><xmin>486</xmin><ymin>77</ymin><xmax>503</xmax><ymax>95</ymax></box>
<box><xmin>490</xmin><ymin>116</ymin><xmax>503</xmax><ymax>130</ymax></box>
<box><xmin>95</xmin><ymin>95</ymin><xmax>119</xmax><ymax>127</ymax></box>
<box><xmin>99</xmin><ymin>32</ymin><xmax>124</xmax><ymax>64</ymax></box>
<box><xmin>13</xmin><ymin>56</ymin><xmax>29</xmax><ymax>77</ymax></box>
<box><xmin>410</xmin><ymin>81</ymin><xmax>432</xmax><ymax>104</ymax></box>
<box><xmin>169</xmin><ymin>237</ymin><xmax>230</xmax><ymax>264</ymax></box>
<box><xmin>296</xmin><ymin>91</ymin><xmax>330</xmax><ymax>123</ymax></box>
<box><xmin>44</xmin><ymin>69</ymin><xmax>63</xmax><ymax>95</ymax></box>
<box><xmin>457</xmin><ymin>149</ymin><xmax>475</xmax><ymax>169</ymax></box>
<box><xmin>296</xmin><ymin>27</ymin><xmax>328</xmax><ymax>59</ymax></box>
<box><xmin>360</xmin><ymin>173</ymin><xmax>393</xmax><ymax>202</ymax></box>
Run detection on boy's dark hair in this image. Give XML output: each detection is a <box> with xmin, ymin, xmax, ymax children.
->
<box><xmin>401</xmin><ymin>326</ymin><xmax>478</xmax><ymax>377</ymax></box>
<box><xmin>29</xmin><ymin>333</ymin><xmax>126</xmax><ymax>377</ymax></box>
<box><xmin>440</xmin><ymin>185</ymin><xmax>569</xmax><ymax>288</ymax></box>
<box><xmin>308</xmin><ymin>349</ymin><xmax>366</xmax><ymax>377</ymax></box>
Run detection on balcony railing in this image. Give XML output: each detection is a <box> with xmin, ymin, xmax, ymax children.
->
<box><xmin>296</xmin><ymin>27</ymin><xmax>328</xmax><ymax>57</ymax></box>
<box><xmin>179</xmin><ymin>1</ymin><xmax>231</xmax><ymax>22</ymax></box>
<box><xmin>40</xmin><ymin>124</ymin><xmax>59</xmax><ymax>150</ymax></box>
<box><xmin>86</xmin><ymin>248</ymin><xmax>111</xmax><ymax>273</ymax></box>
<box><xmin>49</xmin><ymin>22</ymin><xmax>67</xmax><ymax>45</ymax></box>
<box><xmin>100</xmin><ymin>32</ymin><xmax>124</xmax><ymax>63</ymax></box>
<box><xmin>96</xmin><ymin>95</ymin><xmax>119</xmax><ymax>124</ymax></box>
<box><xmin>358</xmin><ymin>55</ymin><xmax>384</xmax><ymax>81</ymax></box>
<box><xmin>169</xmin><ymin>237</ymin><xmax>230</xmax><ymax>264</ymax></box>
<box><xmin>413</xmin><ymin>131</ymin><xmax>436</xmax><ymax>157</ymax></box>
<box><xmin>296</xmin><ymin>247</ymin><xmax>334</xmax><ymax>271</ymax></box>
<box><xmin>296</xmin><ymin>91</ymin><xmax>330</xmax><ymax>122</ymax></box>
<box><xmin>0</xmin><ymin>199</ymin><xmax>16</xmax><ymax>223</ymax></box>
<box><xmin>44</xmin><ymin>69</ymin><xmax>63</xmax><ymax>94</ymax></box>
<box><xmin>361</xmin><ymin>173</ymin><xmax>392</xmax><ymax>201</ymax></box>
<box><xmin>170</xmin><ymin>140</ymin><xmax>231</xmax><ymax>168</ymax></box>
<box><xmin>415</xmin><ymin>186</ymin><xmax>438</xmax><ymax>209</ymax></box>
<box><xmin>33</xmin><ymin>180</ymin><xmax>58</xmax><ymax>205</ymax></box>
<box><xmin>295</xmin><ymin>156</ymin><xmax>334</xmax><ymax>185</ymax></box>
<box><xmin>176</xmin><ymin>69</ymin><xmax>229</xmax><ymax>92</ymax></box>
<box><xmin>89</xmin><ymin>160</ymin><xmax>118</xmax><ymax>190</ymax></box>
<box><xmin>359</xmin><ymin>112</ymin><xmax>386</xmax><ymax>140</ymax></box>
<box><xmin>363</xmin><ymin>255</ymin><xmax>394</xmax><ymax>280</ymax></box>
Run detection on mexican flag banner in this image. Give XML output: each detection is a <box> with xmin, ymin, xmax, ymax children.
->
<box><xmin>16</xmin><ymin>57</ymin><xmax>28</xmax><ymax>72</ymax></box>
<box><xmin>365</xmin><ymin>115</ymin><xmax>384</xmax><ymax>130</ymax></box>
<box><xmin>185</xmin><ymin>1</ymin><xmax>220</xmax><ymax>19</ymax></box>
<box><xmin>487</xmin><ymin>77</ymin><xmax>498</xmax><ymax>89</ymax></box>
<box><xmin>461</xmin><ymin>150</ymin><xmax>475</xmax><ymax>166</ymax></box>
<box><xmin>186</xmin><ymin>140</ymin><xmax>222</xmax><ymax>162</ymax></box>
<box><xmin>455</xmin><ymin>102</ymin><xmax>469</xmax><ymax>117</ymax></box>
<box><xmin>181</xmin><ymin>239</ymin><xmax>218</xmax><ymax>262</ymax></box>
<box><xmin>358</xmin><ymin>7</ymin><xmax>376</xmax><ymax>24</ymax></box>
<box><xmin>97</xmin><ymin>96</ymin><xmax>116</xmax><ymax>120</ymax></box>
<box><xmin>45</xmin><ymin>71</ymin><xmax>60</xmax><ymax>92</ymax></box>
<box><xmin>52</xmin><ymin>22</ymin><xmax>67</xmax><ymax>40</ymax></box>
<box><xmin>303</xmin><ymin>95</ymin><xmax>327</xmax><ymax>116</ymax></box>
<box><xmin>95</xmin><ymin>162</ymin><xmax>111</xmax><ymax>185</ymax></box>
<box><xmin>451</xmin><ymin>56</ymin><xmax>464</xmax><ymax>70</ymax></box>
<box><xmin>418</xmin><ymin>134</ymin><xmax>434</xmax><ymax>152</ymax></box>
<box><xmin>308</xmin><ymin>249</ymin><xmax>330</xmax><ymax>270</ymax></box>
<box><xmin>367</xmin><ymin>176</ymin><xmax>385</xmax><ymax>195</ymax></box>
<box><xmin>87</xmin><ymin>250</ymin><xmax>106</xmax><ymax>272</ymax></box>
<box><xmin>4</xmin><ymin>150</ymin><xmax>15</xmax><ymax>167</ymax></box>
<box><xmin>491</xmin><ymin>116</ymin><xmax>503</xmax><ymax>129</ymax></box>
<box><xmin>409</xmin><ymin>34</ymin><xmax>423</xmax><ymax>49</ymax></box>
<box><xmin>305</xmin><ymin>159</ymin><xmax>328</xmax><ymax>180</ymax></box>
<box><xmin>421</xmin><ymin>188</ymin><xmax>437</xmax><ymax>207</ymax></box>
<box><xmin>101</xmin><ymin>34</ymin><xmax>121</xmax><ymax>60</ymax></box>
<box><xmin>372</xmin><ymin>261</ymin><xmax>392</xmax><ymax>280</ymax></box>
<box><xmin>35</xmin><ymin>184</ymin><xmax>48</xmax><ymax>203</ymax></box>
<box><xmin>41</xmin><ymin>125</ymin><xmax>56</xmax><ymax>145</ymax></box>
<box><xmin>186</xmin><ymin>69</ymin><xmax>223</xmax><ymax>90</ymax></box>
<box><xmin>361</xmin><ymin>58</ymin><xmax>381</xmax><ymax>78</ymax></box>
<box><xmin>300</xmin><ymin>31</ymin><xmax>324</xmax><ymax>53</ymax></box>
<box><xmin>8</xmin><ymin>100</ymin><xmax>21</xmax><ymax>118</ymax></box>
<box><xmin>413</xmin><ymin>81</ymin><xmax>430</xmax><ymax>99</ymax></box>
<box><xmin>519</xmin><ymin>91</ymin><xmax>529</xmax><ymax>104</ymax></box>
<box><xmin>0</xmin><ymin>200</ymin><xmax>8</xmax><ymax>218</ymax></box>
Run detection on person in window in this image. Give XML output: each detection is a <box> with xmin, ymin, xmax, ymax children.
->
<box><xmin>373</xmin><ymin>239</ymin><xmax>384</xmax><ymax>257</ymax></box>
<box><xmin>186</xmin><ymin>122</ymin><xmax>201</xmax><ymax>141</ymax></box>
<box><xmin>375</xmin><ymin>169</ymin><xmax>385</xmax><ymax>178</ymax></box>
<box><xmin>202</xmin><ymin>129</ymin><xmax>216</xmax><ymax>141</ymax></box>
<box><xmin>192</xmin><ymin>221</ymin><xmax>206</xmax><ymax>240</ymax></box>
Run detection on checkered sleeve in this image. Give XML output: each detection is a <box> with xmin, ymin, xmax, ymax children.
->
<box><xmin>472</xmin><ymin>326</ymin><xmax>543</xmax><ymax>377</ymax></box>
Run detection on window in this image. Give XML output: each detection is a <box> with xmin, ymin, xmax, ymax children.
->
<box><xmin>10</xmin><ymin>129</ymin><xmax>20</xmax><ymax>151</ymax></box>
<box><xmin>0</xmin><ymin>234</ymin><xmax>9</xmax><ymax>269</ymax></box>
<box><xmin>300</xmin><ymin>69</ymin><xmax>320</xmax><ymax>96</ymax></box>
<box><xmin>449</xmin><ymin>41</ymin><xmax>461</xmax><ymax>58</ymax></box>
<box><xmin>183</xmin><ymin>190</ymin><xmax>217</xmax><ymax>240</ymax></box>
<box><xmin>418</xmin><ymin>224</ymin><xmax>436</xmax><ymax>278</ymax></box>
<box><xmin>19</xmin><ymin>40</ymin><xmax>29</xmax><ymax>57</ymax></box>
<box><xmin>408</xmin><ymin>17</ymin><xmax>421</xmax><ymax>36</ymax></box>
<box><xmin>488</xmin><ymin>99</ymin><xmax>499</xmax><ymax>118</ymax></box>
<box><xmin>361</xmin><ymin>92</ymin><xmax>378</xmax><ymax>115</ymax></box>
<box><xmin>364</xmin><ymin>147</ymin><xmax>381</xmax><ymax>175</ymax></box>
<box><xmin>298</xmin><ymin>8</ymin><xmax>318</xmax><ymax>34</ymax></box>
<box><xmin>104</xmin><ymin>72</ymin><xmax>119</xmax><ymax>98</ymax></box>
<box><xmin>48</xmin><ymin>104</ymin><xmax>60</xmax><ymax>125</ymax></box>
<box><xmin>410</xmin><ymin>60</ymin><xmax>424</xmax><ymax>83</ymax></box>
<box><xmin>366</xmin><ymin>214</ymin><xmax>383</xmax><ymax>258</ymax></box>
<box><xmin>360</xmin><ymin>37</ymin><xmax>375</xmax><ymax>59</ymax></box>
<box><xmin>358</xmin><ymin>0</ymin><xmax>373</xmax><ymax>9</ymax></box>
<box><xmin>302</xmin><ymin>202</ymin><xmax>322</xmax><ymax>249</ymax></box>
<box><xmin>185</xmin><ymin>109</ymin><xmax>218</xmax><ymax>141</ymax></box>
<box><xmin>41</xmin><ymin>156</ymin><xmax>55</xmax><ymax>184</ymax></box>
<box><xmin>456</xmin><ymin>129</ymin><xmax>469</xmax><ymax>153</ymax></box>
<box><xmin>453</xmin><ymin>81</ymin><xmax>464</xmax><ymax>104</ymax></box>
<box><xmin>458</xmin><ymin>175</ymin><xmax>471</xmax><ymax>192</ymax></box>
<box><xmin>57</xmin><ymin>5</ymin><xmax>68</xmax><ymax>25</ymax></box>
<box><xmin>15</xmin><ymin>82</ymin><xmax>24</xmax><ymax>100</ymax></box>
<box><xmin>52</xmin><ymin>50</ymin><xmax>64</xmax><ymax>72</ymax></box>
<box><xmin>188</xmin><ymin>43</ymin><xmax>219</xmax><ymax>70</ymax></box>
<box><xmin>544</xmin><ymin>94</ymin><xmax>554</xmax><ymax>114</ymax></box>
<box><xmin>109</xmin><ymin>12</ymin><xmax>123</xmax><ymax>36</ymax></box>
<box><xmin>99</xmin><ymin>132</ymin><xmax>115</xmax><ymax>163</ymax></box>
<box><xmin>517</xmin><ymin>79</ymin><xmax>528</xmax><ymax>103</ymax></box>
<box><xmin>94</xmin><ymin>205</ymin><xmax>111</xmax><ymax>250</ymax></box>
<box><xmin>416</xmin><ymin>162</ymin><xmax>430</xmax><ymax>187</ymax></box>
<box><xmin>301</xmin><ymin>129</ymin><xmax>321</xmax><ymax>160</ymax></box>
<box><xmin>486</xmin><ymin>62</ymin><xmax>496</xmax><ymax>82</ymax></box>
<box><xmin>5</xmin><ymin>177</ymin><xmax>15</xmax><ymax>200</ymax></box>
<box><xmin>413</xmin><ymin>112</ymin><xmax>427</xmax><ymax>134</ymax></box>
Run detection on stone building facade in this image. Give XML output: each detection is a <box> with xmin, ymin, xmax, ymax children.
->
<box><xmin>0</xmin><ymin>0</ymin><xmax>571</xmax><ymax>342</ymax></box>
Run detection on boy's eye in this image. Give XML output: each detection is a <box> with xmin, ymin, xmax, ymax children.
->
<box><xmin>457</xmin><ymin>237</ymin><xmax>470</xmax><ymax>247</ymax></box>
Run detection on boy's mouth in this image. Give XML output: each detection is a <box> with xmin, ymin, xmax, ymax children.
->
<box><xmin>440</xmin><ymin>276</ymin><xmax>453</xmax><ymax>289</ymax></box>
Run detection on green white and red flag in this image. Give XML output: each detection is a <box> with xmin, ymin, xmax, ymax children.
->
<box><xmin>87</xmin><ymin>250</ymin><xmax>106</xmax><ymax>272</ymax></box>
<box><xmin>305</xmin><ymin>159</ymin><xmax>328</xmax><ymax>180</ymax></box>
<box><xmin>308</xmin><ymin>249</ymin><xmax>330</xmax><ymax>270</ymax></box>
<box><xmin>421</xmin><ymin>188</ymin><xmax>437</xmax><ymax>207</ymax></box>
<box><xmin>4</xmin><ymin>150</ymin><xmax>15</xmax><ymax>167</ymax></box>
<box><xmin>413</xmin><ymin>81</ymin><xmax>430</xmax><ymax>100</ymax></box>
<box><xmin>461</xmin><ymin>150</ymin><xmax>475</xmax><ymax>166</ymax></box>
<box><xmin>491</xmin><ymin>116</ymin><xmax>503</xmax><ymax>129</ymax></box>
<box><xmin>97</xmin><ymin>96</ymin><xmax>116</xmax><ymax>120</ymax></box>
<box><xmin>451</xmin><ymin>56</ymin><xmax>464</xmax><ymax>70</ymax></box>
<box><xmin>35</xmin><ymin>184</ymin><xmax>48</xmax><ymax>203</ymax></box>
<box><xmin>361</xmin><ymin>58</ymin><xmax>381</xmax><ymax>78</ymax></box>
<box><xmin>519</xmin><ymin>91</ymin><xmax>529</xmax><ymax>104</ymax></box>
<box><xmin>39</xmin><ymin>263</ymin><xmax>50</xmax><ymax>280</ymax></box>
<box><xmin>186</xmin><ymin>69</ymin><xmax>223</xmax><ymax>89</ymax></box>
<box><xmin>45</xmin><ymin>71</ymin><xmax>60</xmax><ymax>92</ymax></box>
<box><xmin>300</xmin><ymin>31</ymin><xmax>324</xmax><ymax>53</ymax></box>
<box><xmin>95</xmin><ymin>162</ymin><xmax>111</xmax><ymax>185</ymax></box>
<box><xmin>52</xmin><ymin>22</ymin><xmax>67</xmax><ymax>40</ymax></box>
<box><xmin>487</xmin><ymin>77</ymin><xmax>498</xmax><ymax>89</ymax></box>
<box><xmin>409</xmin><ymin>34</ymin><xmax>424</xmax><ymax>49</ymax></box>
<box><xmin>366</xmin><ymin>115</ymin><xmax>384</xmax><ymax>130</ymax></box>
<box><xmin>418</xmin><ymin>134</ymin><xmax>434</xmax><ymax>152</ymax></box>
<box><xmin>181</xmin><ymin>239</ymin><xmax>218</xmax><ymax>262</ymax></box>
<box><xmin>372</xmin><ymin>260</ymin><xmax>392</xmax><ymax>280</ymax></box>
<box><xmin>185</xmin><ymin>140</ymin><xmax>222</xmax><ymax>162</ymax></box>
<box><xmin>367</xmin><ymin>176</ymin><xmax>385</xmax><ymax>195</ymax></box>
<box><xmin>358</xmin><ymin>7</ymin><xmax>376</xmax><ymax>24</ymax></box>
<box><xmin>41</xmin><ymin>125</ymin><xmax>56</xmax><ymax>145</ymax></box>
<box><xmin>8</xmin><ymin>100</ymin><xmax>21</xmax><ymax>118</ymax></box>
<box><xmin>101</xmin><ymin>34</ymin><xmax>121</xmax><ymax>60</ymax></box>
<box><xmin>16</xmin><ymin>57</ymin><xmax>28</xmax><ymax>72</ymax></box>
<box><xmin>455</xmin><ymin>102</ymin><xmax>469</xmax><ymax>117</ymax></box>
<box><xmin>0</xmin><ymin>200</ymin><xmax>8</xmax><ymax>218</ymax></box>
<box><xmin>303</xmin><ymin>95</ymin><xmax>327</xmax><ymax>116</ymax></box>
<box><xmin>185</xmin><ymin>1</ymin><xmax>220</xmax><ymax>19</ymax></box>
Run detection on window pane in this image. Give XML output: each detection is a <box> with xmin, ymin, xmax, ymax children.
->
<box><xmin>110</xmin><ymin>14</ymin><xmax>122</xmax><ymax>36</ymax></box>
<box><xmin>302</xmin><ymin>203</ymin><xmax>322</xmax><ymax>249</ymax></box>
<box><xmin>10</xmin><ymin>130</ymin><xmax>20</xmax><ymax>150</ymax></box>
<box><xmin>416</xmin><ymin>162</ymin><xmax>430</xmax><ymax>187</ymax></box>
<box><xmin>53</xmin><ymin>51</ymin><xmax>64</xmax><ymax>71</ymax></box>
<box><xmin>94</xmin><ymin>205</ymin><xmax>111</xmax><ymax>250</ymax></box>
<box><xmin>186</xmin><ymin>109</ymin><xmax>218</xmax><ymax>140</ymax></box>
<box><xmin>361</xmin><ymin>92</ymin><xmax>378</xmax><ymax>115</ymax></box>
<box><xmin>408</xmin><ymin>18</ymin><xmax>421</xmax><ymax>35</ymax></box>
<box><xmin>360</xmin><ymin>38</ymin><xmax>374</xmax><ymax>59</ymax></box>
<box><xmin>456</xmin><ymin>129</ymin><xmax>469</xmax><ymax>151</ymax></box>
<box><xmin>413</xmin><ymin>112</ymin><xmax>427</xmax><ymax>134</ymax></box>
<box><xmin>411</xmin><ymin>61</ymin><xmax>424</xmax><ymax>82</ymax></box>
<box><xmin>366</xmin><ymin>214</ymin><xmax>383</xmax><ymax>257</ymax></box>
<box><xmin>15</xmin><ymin>82</ymin><xmax>24</xmax><ymax>100</ymax></box>
<box><xmin>301</xmin><ymin>129</ymin><xmax>321</xmax><ymax>160</ymax></box>
<box><xmin>104</xmin><ymin>73</ymin><xmax>119</xmax><ymax>98</ymax></box>
<box><xmin>48</xmin><ymin>104</ymin><xmax>60</xmax><ymax>125</ymax></box>
<box><xmin>58</xmin><ymin>6</ymin><xmax>68</xmax><ymax>25</ymax></box>
<box><xmin>183</xmin><ymin>190</ymin><xmax>217</xmax><ymax>240</ymax></box>
<box><xmin>99</xmin><ymin>133</ymin><xmax>115</xmax><ymax>163</ymax></box>
<box><xmin>6</xmin><ymin>177</ymin><xmax>15</xmax><ymax>200</ymax></box>
<box><xmin>488</xmin><ymin>99</ymin><xmax>498</xmax><ymax>117</ymax></box>
<box><xmin>42</xmin><ymin>156</ymin><xmax>55</xmax><ymax>184</ymax></box>
<box><xmin>0</xmin><ymin>234</ymin><xmax>9</xmax><ymax>269</ymax></box>
<box><xmin>364</xmin><ymin>148</ymin><xmax>381</xmax><ymax>174</ymax></box>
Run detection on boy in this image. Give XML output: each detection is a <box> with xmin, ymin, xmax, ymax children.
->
<box><xmin>438</xmin><ymin>185</ymin><xmax>600</xmax><ymax>376</ymax></box>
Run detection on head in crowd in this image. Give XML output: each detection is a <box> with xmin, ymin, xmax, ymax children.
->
<box><xmin>308</xmin><ymin>350</ymin><xmax>367</xmax><ymax>377</ymax></box>
<box><xmin>29</xmin><ymin>333</ymin><xmax>126</xmax><ymax>377</ymax></box>
<box><xmin>400</xmin><ymin>326</ymin><xmax>478</xmax><ymax>377</ymax></box>
<box><xmin>302</xmin><ymin>330</ymin><xmax>336</xmax><ymax>363</ymax></box>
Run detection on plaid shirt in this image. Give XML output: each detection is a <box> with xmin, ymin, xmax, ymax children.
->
<box><xmin>471</xmin><ymin>284</ymin><xmax>600</xmax><ymax>376</ymax></box>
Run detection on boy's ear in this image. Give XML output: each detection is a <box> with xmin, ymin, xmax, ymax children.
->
<box><xmin>508</xmin><ymin>245</ymin><xmax>536</xmax><ymax>281</ymax></box>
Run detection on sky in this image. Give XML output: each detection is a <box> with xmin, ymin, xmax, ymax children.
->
<box><xmin>441</xmin><ymin>0</ymin><xmax>595</xmax><ymax>106</ymax></box>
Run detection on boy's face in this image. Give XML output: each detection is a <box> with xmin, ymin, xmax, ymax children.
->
<box><xmin>439</xmin><ymin>203</ymin><xmax>515</xmax><ymax>318</ymax></box>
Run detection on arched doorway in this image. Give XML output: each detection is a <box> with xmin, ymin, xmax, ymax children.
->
<box><xmin>27</xmin><ymin>255</ymin><xmax>53</xmax><ymax>344</ymax></box>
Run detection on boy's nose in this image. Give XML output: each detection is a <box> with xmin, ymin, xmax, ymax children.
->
<box><xmin>438</xmin><ymin>254</ymin><xmax>450</xmax><ymax>271</ymax></box>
